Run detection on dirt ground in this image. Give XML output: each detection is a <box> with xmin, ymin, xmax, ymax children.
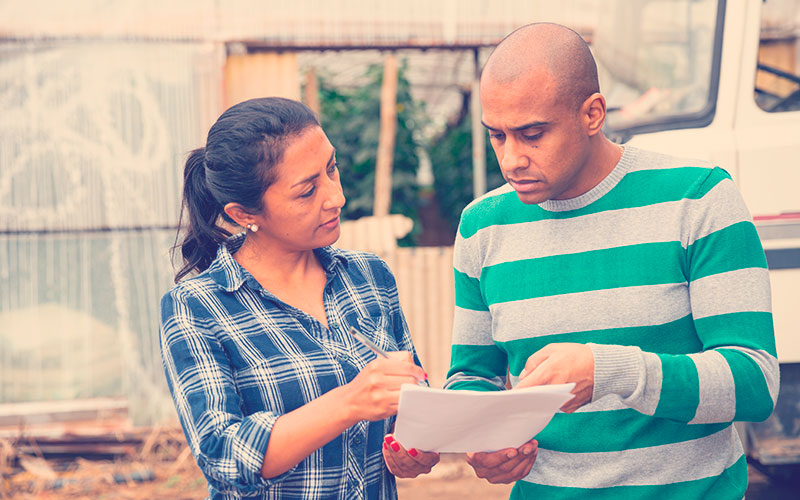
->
<box><xmin>1</xmin><ymin>430</ymin><xmax>797</xmax><ymax>499</ymax></box>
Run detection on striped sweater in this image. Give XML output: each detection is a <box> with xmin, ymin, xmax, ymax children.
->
<box><xmin>445</xmin><ymin>146</ymin><xmax>779</xmax><ymax>499</ymax></box>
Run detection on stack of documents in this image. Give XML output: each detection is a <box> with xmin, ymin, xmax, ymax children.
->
<box><xmin>393</xmin><ymin>383</ymin><xmax>575</xmax><ymax>453</ymax></box>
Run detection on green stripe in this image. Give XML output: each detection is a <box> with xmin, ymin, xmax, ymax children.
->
<box><xmin>447</xmin><ymin>344</ymin><xmax>507</xmax><ymax>384</ymax></box>
<box><xmin>717</xmin><ymin>348</ymin><xmax>774</xmax><ymax>422</ymax></box>
<box><xmin>510</xmin><ymin>454</ymin><xmax>746</xmax><ymax>500</ymax></box>
<box><xmin>499</xmin><ymin>315</ymin><xmax>701</xmax><ymax>375</ymax></box>
<box><xmin>481</xmin><ymin>242</ymin><xmax>686</xmax><ymax>306</ymax></box>
<box><xmin>454</xmin><ymin>269</ymin><xmax>488</xmax><ymax>311</ymax></box>
<box><xmin>536</xmin><ymin>410</ymin><xmax>729</xmax><ymax>453</ymax></box>
<box><xmin>688</xmin><ymin>221</ymin><xmax>767</xmax><ymax>280</ymax></box>
<box><xmin>459</xmin><ymin>167</ymin><xmax>715</xmax><ymax>239</ymax></box>
<box><xmin>653</xmin><ymin>353</ymin><xmax>699</xmax><ymax>421</ymax></box>
<box><xmin>696</xmin><ymin>312</ymin><xmax>776</xmax><ymax>357</ymax></box>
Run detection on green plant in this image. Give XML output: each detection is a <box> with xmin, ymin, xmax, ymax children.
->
<box><xmin>428</xmin><ymin>100</ymin><xmax>505</xmax><ymax>236</ymax></box>
<box><xmin>316</xmin><ymin>62</ymin><xmax>423</xmax><ymax>244</ymax></box>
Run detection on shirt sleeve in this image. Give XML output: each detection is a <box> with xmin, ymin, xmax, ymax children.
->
<box><xmin>160</xmin><ymin>289</ymin><xmax>297</xmax><ymax>493</ymax></box>
<box><xmin>591</xmin><ymin>168</ymin><xmax>780</xmax><ymax>424</ymax></box>
<box><xmin>444</xmin><ymin>221</ymin><xmax>508</xmax><ymax>392</ymax></box>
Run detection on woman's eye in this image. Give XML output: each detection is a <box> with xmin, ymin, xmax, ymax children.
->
<box><xmin>328</xmin><ymin>161</ymin><xmax>339</xmax><ymax>175</ymax></box>
<box><xmin>300</xmin><ymin>187</ymin><xmax>316</xmax><ymax>198</ymax></box>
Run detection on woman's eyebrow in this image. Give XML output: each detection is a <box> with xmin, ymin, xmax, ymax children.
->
<box><xmin>291</xmin><ymin>149</ymin><xmax>337</xmax><ymax>189</ymax></box>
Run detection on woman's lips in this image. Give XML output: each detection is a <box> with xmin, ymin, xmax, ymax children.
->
<box><xmin>320</xmin><ymin>216</ymin><xmax>340</xmax><ymax>229</ymax></box>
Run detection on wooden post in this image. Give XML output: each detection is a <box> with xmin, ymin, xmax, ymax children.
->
<box><xmin>471</xmin><ymin>48</ymin><xmax>487</xmax><ymax>199</ymax></box>
<box><xmin>373</xmin><ymin>53</ymin><xmax>399</xmax><ymax>217</ymax></box>
<box><xmin>304</xmin><ymin>68</ymin><xmax>321</xmax><ymax>117</ymax></box>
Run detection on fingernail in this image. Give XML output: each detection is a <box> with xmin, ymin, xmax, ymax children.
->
<box><xmin>424</xmin><ymin>372</ymin><xmax>428</xmax><ymax>380</ymax></box>
<box><xmin>391</xmin><ymin>442</ymin><xmax>400</xmax><ymax>452</ymax></box>
<box><xmin>522</xmin><ymin>447</ymin><xmax>531</xmax><ymax>455</ymax></box>
<box><xmin>384</xmin><ymin>435</ymin><xmax>394</xmax><ymax>444</ymax></box>
<box><xmin>506</xmin><ymin>451</ymin><xmax>517</xmax><ymax>459</ymax></box>
<box><xmin>383</xmin><ymin>442</ymin><xmax>388</xmax><ymax>450</ymax></box>
<box><xmin>409</xmin><ymin>448</ymin><xmax>418</xmax><ymax>457</ymax></box>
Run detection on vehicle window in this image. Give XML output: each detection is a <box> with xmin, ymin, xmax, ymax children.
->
<box><xmin>594</xmin><ymin>0</ymin><xmax>721</xmax><ymax>135</ymax></box>
<box><xmin>755</xmin><ymin>0</ymin><xmax>800</xmax><ymax>112</ymax></box>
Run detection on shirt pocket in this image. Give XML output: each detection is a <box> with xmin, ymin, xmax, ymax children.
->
<box><xmin>354</xmin><ymin>314</ymin><xmax>400</xmax><ymax>355</ymax></box>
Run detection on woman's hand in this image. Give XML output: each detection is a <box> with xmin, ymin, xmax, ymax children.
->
<box><xmin>382</xmin><ymin>435</ymin><xmax>440</xmax><ymax>478</ymax></box>
<box><xmin>343</xmin><ymin>351</ymin><xmax>426</xmax><ymax>422</ymax></box>
<box><xmin>466</xmin><ymin>439</ymin><xmax>538</xmax><ymax>484</ymax></box>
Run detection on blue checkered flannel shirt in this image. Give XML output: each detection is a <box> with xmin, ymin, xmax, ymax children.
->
<box><xmin>160</xmin><ymin>233</ymin><xmax>422</xmax><ymax>500</ymax></box>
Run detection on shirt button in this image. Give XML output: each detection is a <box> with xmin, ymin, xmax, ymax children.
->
<box><xmin>353</xmin><ymin>436</ymin><xmax>362</xmax><ymax>445</ymax></box>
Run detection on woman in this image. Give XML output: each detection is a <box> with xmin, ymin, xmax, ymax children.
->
<box><xmin>160</xmin><ymin>97</ymin><xmax>439</xmax><ymax>499</ymax></box>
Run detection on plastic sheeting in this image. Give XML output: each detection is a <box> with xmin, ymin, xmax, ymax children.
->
<box><xmin>0</xmin><ymin>41</ymin><xmax>223</xmax><ymax>424</ymax></box>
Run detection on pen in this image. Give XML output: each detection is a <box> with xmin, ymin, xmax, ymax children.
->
<box><xmin>348</xmin><ymin>326</ymin><xmax>427</xmax><ymax>386</ymax></box>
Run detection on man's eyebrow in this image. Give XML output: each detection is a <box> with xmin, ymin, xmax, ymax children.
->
<box><xmin>290</xmin><ymin>149</ymin><xmax>336</xmax><ymax>189</ymax></box>
<box><xmin>481</xmin><ymin>120</ymin><xmax>550</xmax><ymax>131</ymax></box>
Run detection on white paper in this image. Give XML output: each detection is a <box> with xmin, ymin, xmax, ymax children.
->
<box><xmin>393</xmin><ymin>383</ymin><xmax>575</xmax><ymax>453</ymax></box>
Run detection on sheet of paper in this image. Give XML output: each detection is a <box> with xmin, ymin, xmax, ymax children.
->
<box><xmin>393</xmin><ymin>383</ymin><xmax>575</xmax><ymax>453</ymax></box>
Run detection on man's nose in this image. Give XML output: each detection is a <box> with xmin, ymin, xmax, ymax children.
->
<box><xmin>500</xmin><ymin>138</ymin><xmax>528</xmax><ymax>174</ymax></box>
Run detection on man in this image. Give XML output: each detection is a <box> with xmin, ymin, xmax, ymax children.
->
<box><xmin>445</xmin><ymin>22</ymin><xmax>779</xmax><ymax>498</ymax></box>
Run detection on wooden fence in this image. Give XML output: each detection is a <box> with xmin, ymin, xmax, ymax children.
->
<box><xmin>382</xmin><ymin>247</ymin><xmax>455</xmax><ymax>389</ymax></box>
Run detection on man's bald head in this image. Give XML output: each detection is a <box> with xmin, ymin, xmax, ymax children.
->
<box><xmin>483</xmin><ymin>23</ymin><xmax>599</xmax><ymax>111</ymax></box>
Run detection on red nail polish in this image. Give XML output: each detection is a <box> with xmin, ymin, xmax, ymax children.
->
<box><xmin>409</xmin><ymin>448</ymin><xmax>418</xmax><ymax>457</ymax></box>
<box><xmin>424</xmin><ymin>372</ymin><xmax>428</xmax><ymax>380</ymax></box>
<box><xmin>391</xmin><ymin>442</ymin><xmax>400</xmax><ymax>452</ymax></box>
<box><xmin>383</xmin><ymin>442</ymin><xmax>388</xmax><ymax>450</ymax></box>
<box><xmin>385</xmin><ymin>435</ymin><xmax>394</xmax><ymax>444</ymax></box>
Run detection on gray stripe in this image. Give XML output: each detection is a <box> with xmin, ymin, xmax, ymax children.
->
<box><xmin>456</xmin><ymin>178</ymin><xmax>750</xmax><ymax>280</ymax></box>
<box><xmin>618</xmin><ymin>351</ymin><xmax>663</xmax><ymax>416</ymax></box>
<box><xmin>688</xmin><ymin>350</ymin><xmax>736</xmax><ymax>424</ymax></box>
<box><xmin>523</xmin><ymin>425</ymin><xmax>742</xmax><ymax>488</ymax></box>
<box><xmin>490</xmin><ymin>283</ymin><xmax>690</xmax><ymax>342</ymax></box>
<box><xmin>452</xmin><ymin>307</ymin><xmax>494</xmax><ymax>346</ymax></box>
<box><xmin>443</xmin><ymin>373</ymin><xmax>506</xmax><ymax>391</ymax></box>
<box><xmin>689</xmin><ymin>268</ymin><xmax>772</xmax><ymax>319</ymax></box>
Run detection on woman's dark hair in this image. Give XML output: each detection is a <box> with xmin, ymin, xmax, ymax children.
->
<box><xmin>173</xmin><ymin>97</ymin><xmax>320</xmax><ymax>282</ymax></box>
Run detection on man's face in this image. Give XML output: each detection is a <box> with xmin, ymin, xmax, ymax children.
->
<box><xmin>480</xmin><ymin>70</ymin><xmax>594</xmax><ymax>205</ymax></box>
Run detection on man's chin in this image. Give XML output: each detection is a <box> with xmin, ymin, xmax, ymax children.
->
<box><xmin>514</xmin><ymin>190</ymin><xmax>548</xmax><ymax>205</ymax></box>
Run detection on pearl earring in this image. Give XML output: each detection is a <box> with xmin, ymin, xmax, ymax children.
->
<box><xmin>247</xmin><ymin>223</ymin><xmax>259</xmax><ymax>233</ymax></box>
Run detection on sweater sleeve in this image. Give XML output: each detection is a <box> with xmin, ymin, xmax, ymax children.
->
<box><xmin>444</xmin><ymin>222</ymin><xmax>508</xmax><ymax>392</ymax></box>
<box><xmin>590</xmin><ymin>168</ymin><xmax>779</xmax><ymax>424</ymax></box>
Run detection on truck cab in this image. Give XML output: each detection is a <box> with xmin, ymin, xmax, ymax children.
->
<box><xmin>594</xmin><ymin>0</ymin><xmax>800</xmax><ymax>471</ymax></box>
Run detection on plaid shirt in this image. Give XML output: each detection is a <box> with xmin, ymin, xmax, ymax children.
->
<box><xmin>160</xmin><ymin>233</ymin><xmax>420</xmax><ymax>500</ymax></box>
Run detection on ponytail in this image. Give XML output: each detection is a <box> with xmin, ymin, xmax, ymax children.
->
<box><xmin>171</xmin><ymin>98</ymin><xmax>320</xmax><ymax>282</ymax></box>
<box><xmin>172</xmin><ymin>148</ymin><xmax>232</xmax><ymax>282</ymax></box>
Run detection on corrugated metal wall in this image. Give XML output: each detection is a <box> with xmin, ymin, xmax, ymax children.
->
<box><xmin>0</xmin><ymin>41</ymin><xmax>224</xmax><ymax>424</ymax></box>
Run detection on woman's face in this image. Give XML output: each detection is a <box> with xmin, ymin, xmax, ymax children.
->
<box><xmin>252</xmin><ymin>126</ymin><xmax>346</xmax><ymax>252</ymax></box>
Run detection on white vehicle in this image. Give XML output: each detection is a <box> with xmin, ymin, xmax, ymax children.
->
<box><xmin>595</xmin><ymin>0</ymin><xmax>800</xmax><ymax>473</ymax></box>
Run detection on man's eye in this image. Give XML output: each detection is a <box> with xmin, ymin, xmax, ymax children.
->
<box><xmin>524</xmin><ymin>133</ymin><xmax>543</xmax><ymax>141</ymax></box>
<box><xmin>488</xmin><ymin>133</ymin><xmax>504</xmax><ymax>140</ymax></box>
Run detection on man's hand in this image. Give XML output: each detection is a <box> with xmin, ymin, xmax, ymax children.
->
<box><xmin>466</xmin><ymin>439</ymin><xmax>538</xmax><ymax>484</ymax></box>
<box><xmin>383</xmin><ymin>435</ymin><xmax>440</xmax><ymax>478</ymax></box>
<box><xmin>516</xmin><ymin>343</ymin><xmax>594</xmax><ymax>413</ymax></box>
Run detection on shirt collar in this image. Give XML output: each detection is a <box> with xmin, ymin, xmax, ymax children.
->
<box><xmin>207</xmin><ymin>233</ymin><xmax>349</xmax><ymax>293</ymax></box>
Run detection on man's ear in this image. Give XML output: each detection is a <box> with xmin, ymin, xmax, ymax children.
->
<box><xmin>223</xmin><ymin>202</ymin><xmax>255</xmax><ymax>229</ymax></box>
<box><xmin>581</xmin><ymin>92</ymin><xmax>606</xmax><ymax>137</ymax></box>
